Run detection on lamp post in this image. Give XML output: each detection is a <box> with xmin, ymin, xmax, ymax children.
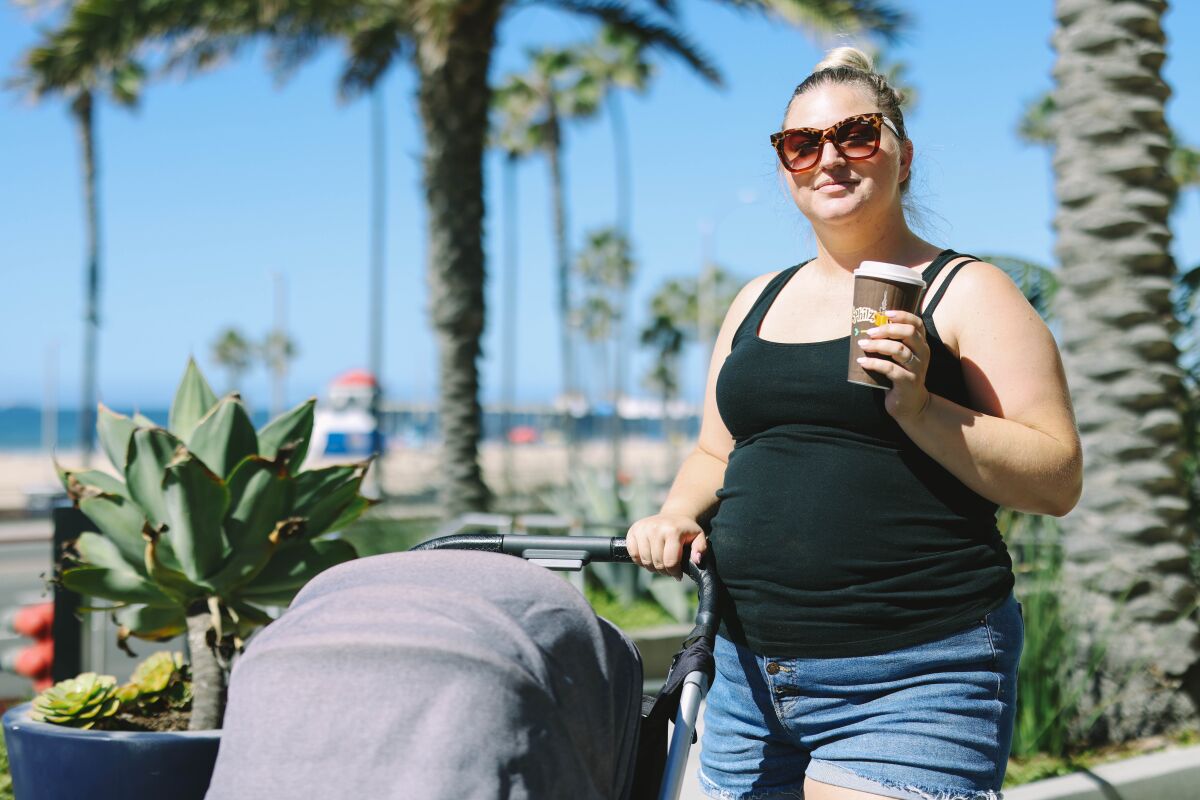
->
<box><xmin>695</xmin><ymin>189</ymin><xmax>757</xmax><ymax>395</ymax></box>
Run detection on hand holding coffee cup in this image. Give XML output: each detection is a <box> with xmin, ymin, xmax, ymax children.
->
<box><xmin>847</xmin><ymin>261</ymin><xmax>933</xmax><ymax>420</ymax></box>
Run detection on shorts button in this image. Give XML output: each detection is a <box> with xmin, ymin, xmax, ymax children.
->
<box><xmin>765</xmin><ymin>662</ymin><xmax>781</xmax><ymax>675</ymax></box>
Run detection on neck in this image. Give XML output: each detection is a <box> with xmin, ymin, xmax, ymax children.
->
<box><xmin>810</xmin><ymin>203</ymin><xmax>937</xmax><ymax>275</ymax></box>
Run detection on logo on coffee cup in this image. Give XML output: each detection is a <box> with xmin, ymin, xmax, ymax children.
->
<box><xmin>850</xmin><ymin>303</ymin><xmax>891</xmax><ymax>337</ymax></box>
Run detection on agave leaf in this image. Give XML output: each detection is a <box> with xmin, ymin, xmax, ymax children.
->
<box><xmin>646</xmin><ymin>575</ymin><xmax>691</xmax><ymax>623</ymax></box>
<box><xmin>291</xmin><ymin>464</ymin><xmax>368</xmax><ymax>538</ymax></box>
<box><xmin>320</xmin><ymin>495</ymin><xmax>373</xmax><ymax>538</ymax></box>
<box><xmin>74</xmin><ymin>531</ymin><xmax>139</xmax><ymax>575</ymax></box>
<box><xmin>242</xmin><ymin>538</ymin><xmax>357</xmax><ymax>596</ymax></box>
<box><xmin>61</xmin><ymin>565</ymin><xmax>178</xmax><ymax>607</ymax></box>
<box><xmin>162</xmin><ymin>452</ymin><xmax>231</xmax><ymax>582</ymax></box>
<box><xmin>225</xmin><ymin>457</ymin><xmax>288</xmax><ymax>549</ymax></box>
<box><xmin>169</xmin><ymin>358</ymin><xmax>219</xmax><ymax>442</ymax></box>
<box><xmin>57</xmin><ymin>463</ymin><xmax>128</xmax><ymax>503</ymax></box>
<box><xmin>97</xmin><ymin>404</ymin><xmax>138</xmax><ymax>473</ymax></box>
<box><xmin>225</xmin><ymin>598</ymin><xmax>274</xmax><ymax>627</ymax></box>
<box><xmin>113</xmin><ymin>605</ymin><xmax>187</xmax><ymax>642</ymax></box>
<box><xmin>187</xmin><ymin>396</ymin><xmax>259</xmax><ymax>478</ymax></box>
<box><xmin>77</xmin><ymin>495</ymin><xmax>148</xmax><ymax>575</ymax></box>
<box><xmin>124</xmin><ymin>428</ymin><xmax>183</xmax><ymax>529</ymax></box>
<box><xmin>257</xmin><ymin>397</ymin><xmax>316</xmax><ymax>470</ymax></box>
<box><xmin>144</xmin><ymin>529</ymin><xmax>204</xmax><ymax>603</ymax></box>
<box><xmin>132</xmin><ymin>412</ymin><xmax>158</xmax><ymax>428</ymax></box>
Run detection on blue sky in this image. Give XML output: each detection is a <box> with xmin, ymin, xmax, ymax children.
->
<box><xmin>2</xmin><ymin>1</ymin><xmax>1199</xmax><ymax>411</ymax></box>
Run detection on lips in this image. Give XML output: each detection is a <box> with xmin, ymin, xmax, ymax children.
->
<box><xmin>816</xmin><ymin>178</ymin><xmax>857</xmax><ymax>190</ymax></box>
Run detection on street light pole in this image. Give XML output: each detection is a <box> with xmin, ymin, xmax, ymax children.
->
<box><xmin>368</xmin><ymin>86</ymin><xmax>387</xmax><ymax>499</ymax></box>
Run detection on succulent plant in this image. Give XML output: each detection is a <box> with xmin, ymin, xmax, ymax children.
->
<box><xmin>30</xmin><ymin>673</ymin><xmax>122</xmax><ymax>729</ymax></box>
<box><xmin>55</xmin><ymin>359</ymin><xmax>374</xmax><ymax>729</ymax></box>
<box><xmin>121</xmin><ymin>651</ymin><xmax>190</xmax><ymax>711</ymax></box>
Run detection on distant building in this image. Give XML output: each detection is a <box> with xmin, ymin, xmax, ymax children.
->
<box><xmin>310</xmin><ymin>369</ymin><xmax>381</xmax><ymax>459</ymax></box>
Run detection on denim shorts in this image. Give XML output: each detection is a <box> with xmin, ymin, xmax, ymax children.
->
<box><xmin>698</xmin><ymin>594</ymin><xmax>1023</xmax><ymax>800</ymax></box>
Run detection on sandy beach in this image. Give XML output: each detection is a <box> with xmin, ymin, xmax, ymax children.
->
<box><xmin>0</xmin><ymin>437</ymin><xmax>689</xmax><ymax>514</ymax></box>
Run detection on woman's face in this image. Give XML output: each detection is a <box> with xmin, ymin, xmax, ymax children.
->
<box><xmin>779</xmin><ymin>83</ymin><xmax>912</xmax><ymax>227</ymax></box>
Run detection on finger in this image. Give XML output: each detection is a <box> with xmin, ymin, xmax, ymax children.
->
<box><xmin>663</xmin><ymin>536</ymin><xmax>683</xmax><ymax>579</ymax></box>
<box><xmin>649</xmin><ymin>532</ymin><xmax>667</xmax><ymax>574</ymax></box>
<box><xmin>857</xmin><ymin>337</ymin><xmax>908</xmax><ymax>358</ymax></box>
<box><xmin>866</xmin><ymin>322</ymin><xmax>917</xmax><ymax>341</ymax></box>
<box><xmin>857</xmin><ymin>355</ymin><xmax>911</xmax><ymax>380</ymax></box>
<box><xmin>883</xmin><ymin>309</ymin><xmax>922</xmax><ymax>328</ymax></box>
<box><xmin>690</xmin><ymin>532</ymin><xmax>708</xmax><ymax>565</ymax></box>
<box><xmin>625</xmin><ymin>526</ymin><xmax>640</xmax><ymax>562</ymax></box>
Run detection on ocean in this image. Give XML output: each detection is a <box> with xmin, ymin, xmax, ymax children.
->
<box><xmin>0</xmin><ymin>406</ymin><xmax>697</xmax><ymax>452</ymax></box>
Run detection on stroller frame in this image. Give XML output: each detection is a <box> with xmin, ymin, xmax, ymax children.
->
<box><xmin>414</xmin><ymin>520</ymin><xmax>718</xmax><ymax>800</ymax></box>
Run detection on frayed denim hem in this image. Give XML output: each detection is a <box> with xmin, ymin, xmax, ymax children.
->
<box><xmin>697</xmin><ymin>768</ymin><xmax>805</xmax><ymax>800</ymax></box>
<box><xmin>806</xmin><ymin>760</ymin><xmax>1003</xmax><ymax>800</ymax></box>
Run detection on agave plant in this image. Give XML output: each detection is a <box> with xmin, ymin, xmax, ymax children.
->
<box><xmin>30</xmin><ymin>673</ymin><xmax>122</xmax><ymax>729</ymax></box>
<box><xmin>55</xmin><ymin>360</ymin><xmax>373</xmax><ymax>730</ymax></box>
<box><xmin>542</xmin><ymin>470</ymin><xmax>694</xmax><ymax>624</ymax></box>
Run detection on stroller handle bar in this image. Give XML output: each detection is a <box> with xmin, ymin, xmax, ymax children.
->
<box><xmin>413</xmin><ymin>533</ymin><xmax>718</xmax><ymax>644</ymax></box>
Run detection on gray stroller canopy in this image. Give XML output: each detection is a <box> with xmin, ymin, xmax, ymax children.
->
<box><xmin>205</xmin><ymin>550</ymin><xmax>643</xmax><ymax>800</ymax></box>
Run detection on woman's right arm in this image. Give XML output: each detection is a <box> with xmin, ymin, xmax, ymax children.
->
<box><xmin>626</xmin><ymin>272</ymin><xmax>776</xmax><ymax>578</ymax></box>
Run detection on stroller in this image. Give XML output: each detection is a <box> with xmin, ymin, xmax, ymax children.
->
<box><xmin>204</xmin><ymin>528</ymin><xmax>718</xmax><ymax>800</ymax></box>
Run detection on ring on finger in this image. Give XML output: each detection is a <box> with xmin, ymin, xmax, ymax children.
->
<box><xmin>903</xmin><ymin>348</ymin><xmax>919</xmax><ymax>366</ymax></box>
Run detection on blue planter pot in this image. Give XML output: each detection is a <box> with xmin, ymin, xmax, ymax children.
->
<box><xmin>2</xmin><ymin>703</ymin><xmax>220</xmax><ymax>800</ymax></box>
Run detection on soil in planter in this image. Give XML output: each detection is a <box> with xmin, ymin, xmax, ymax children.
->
<box><xmin>94</xmin><ymin>707</ymin><xmax>192</xmax><ymax>733</ymax></box>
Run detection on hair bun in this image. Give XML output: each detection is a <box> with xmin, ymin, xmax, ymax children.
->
<box><xmin>813</xmin><ymin>46</ymin><xmax>874</xmax><ymax>74</ymax></box>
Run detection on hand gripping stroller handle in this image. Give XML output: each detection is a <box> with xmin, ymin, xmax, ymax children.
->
<box><xmin>412</xmin><ymin>533</ymin><xmax>718</xmax><ymax>644</ymax></box>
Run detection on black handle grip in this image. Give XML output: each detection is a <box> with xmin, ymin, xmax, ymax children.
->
<box><xmin>411</xmin><ymin>533</ymin><xmax>504</xmax><ymax>553</ymax></box>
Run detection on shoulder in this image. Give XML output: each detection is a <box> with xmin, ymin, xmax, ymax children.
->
<box><xmin>723</xmin><ymin>269</ymin><xmax>782</xmax><ymax>319</ymax></box>
<box><xmin>936</xmin><ymin>258</ymin><xmax>1049</xmax><ymax>349</ymax></box>
<box><xmin>715</xmin><ymin>268</ymin><xmax>790</xmax><ymax>343</ymax></box>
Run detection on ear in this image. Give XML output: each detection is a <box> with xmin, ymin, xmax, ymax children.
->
<box><xmin>898</xmin><ymin>139</ymin><xmax>914</xmax><ymax>184</ymax></box>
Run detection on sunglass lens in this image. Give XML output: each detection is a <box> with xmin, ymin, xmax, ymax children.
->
<box><xmin>835</xmin><ymin>119</ymin><xmax>879</xmax><ymax>158</ymax></box>
<box><xmin>781</xmin><ymin>132</ymin><xmax>821</xmax><ymax>170</ymax></box>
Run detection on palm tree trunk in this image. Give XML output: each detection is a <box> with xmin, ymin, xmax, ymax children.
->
<box><xmin>186</xmin><ymin>602</ymin><xmax>226</xmax><ymax>730</ymax></box>
<box><xmin>502</xmin><ymin>154</ymin><xmax>519</xmax><ymax>495</ymax></box>
<box><xmin>415</xmin><ymin>2</ymin><xmax>501</xmax><ymax>517</ymax></box>
<box><xmin>547</xmin><ymin>119</ymin><xmax>578</xmax><ymax>478</ymax></box>
<box><xmin>73</xmin><ymin>90</ymin><xmax>99</xmax><ymax>468</ymax></box>
<box><xmin>1053</xmin><ymin>0</ymin><xmax>1200</xmax><ymax>743</ymax></box>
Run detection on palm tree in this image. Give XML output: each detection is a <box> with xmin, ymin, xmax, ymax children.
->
<box><xmin>12</xmin><ymin>31</ymin><xmax>145</xmax><ymax>467</ymax></box>
<box><xmin>641</xmin><ymin>277</ymin><xmax>694</xmax><ymax>460</ymax></box>
<box><xmin>574</xmin><ymin>228</ymin><xmax>636</xmax><ymax>484</ymax></box>
<box><xmin>492</xmin><ymin>46</ymin><xmax>607</xmax><ymax>478</ymax></box>
<box><xmin>210</xmin><ymin>326</ymin><xmax>255</xmax><ymax>394</ymax></box>
<box><xmin>579</xmin><ymin>26</ymin><xmax>653</xmax><ymax>486</ymax></box>
<box><xmin>30</xmin><ymin>0</ymin><xmax>908</xmax><ymax>518</ymax></box>
<box><xmin>1050</xmin><ymin>0</ymin><xmax>1200</xmax><ymax>743</ymax></box>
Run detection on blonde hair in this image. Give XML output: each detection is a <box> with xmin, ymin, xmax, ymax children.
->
<box><xmin>785</xmin><ymin>46</ymin><xmax>911</xmax><ymax>192</ymax></box>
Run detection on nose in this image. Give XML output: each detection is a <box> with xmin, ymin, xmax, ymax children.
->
<box><xmin>815</xmin><ymin>134</ymin><xmax>846</xmax><ymax>170</ymax></box>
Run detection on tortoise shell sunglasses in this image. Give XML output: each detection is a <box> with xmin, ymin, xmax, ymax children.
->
<box><xmin>770</xmin><ymin>112</ymin><xmax>901</xmax><ymax>173</ymax></box>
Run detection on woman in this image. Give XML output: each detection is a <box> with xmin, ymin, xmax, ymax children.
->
<box><xmin>625</xmin><ymin>48</ymin><xmax>1082</xmax><ymax>800</ymax></box>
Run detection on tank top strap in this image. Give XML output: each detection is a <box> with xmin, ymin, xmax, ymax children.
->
<box><xmin>732</xmin><ymin>259</ymin><xmax>814</xmax><ymax>345</ymax></box>
<box><xmin>921</xmin><ymin>251</ymin><xmax>981</xmax><ymax>318</ymax></box>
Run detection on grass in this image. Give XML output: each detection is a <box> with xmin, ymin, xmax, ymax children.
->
<box><xmin>0</xmin><ymin>727</ymin><xmax>12</xmax><ymax>800</ymax></box>
<box><xmin>584</xmin><ymin>582</ymin><xmax>678</xmax><ymax>630</ymax></box>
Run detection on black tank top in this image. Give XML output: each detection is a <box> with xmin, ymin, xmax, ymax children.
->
<box><xmin>710</xmin><ymin>249</ymin><xmax>1014</xmax><ymax>658</ymax></box>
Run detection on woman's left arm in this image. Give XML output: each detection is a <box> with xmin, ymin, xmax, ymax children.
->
<box><xmin>856</xmin><ymin>262</ymin><xmax>1083</xmax><ymax>516</ymax></box>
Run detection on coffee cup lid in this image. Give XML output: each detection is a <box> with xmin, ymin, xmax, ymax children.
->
<box><xmin>854</xmin><ymin>260</ymin><xmax>926</xmax><ymax>287</ymax></box>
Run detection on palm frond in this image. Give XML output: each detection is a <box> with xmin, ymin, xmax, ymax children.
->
<box><xmin>720</xmin><ymin>0</ymin><xmax>909</xmax><ymax>44</ymax></box>
<box><xmin>338</xmin><ymin>18</ymin><xmax>407</xmax><ymax>98</ymax></box>
<box><xmin>540</xmin><ymin>0</ymin><xmax>723</xmax><ymax>87</ymax></box>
